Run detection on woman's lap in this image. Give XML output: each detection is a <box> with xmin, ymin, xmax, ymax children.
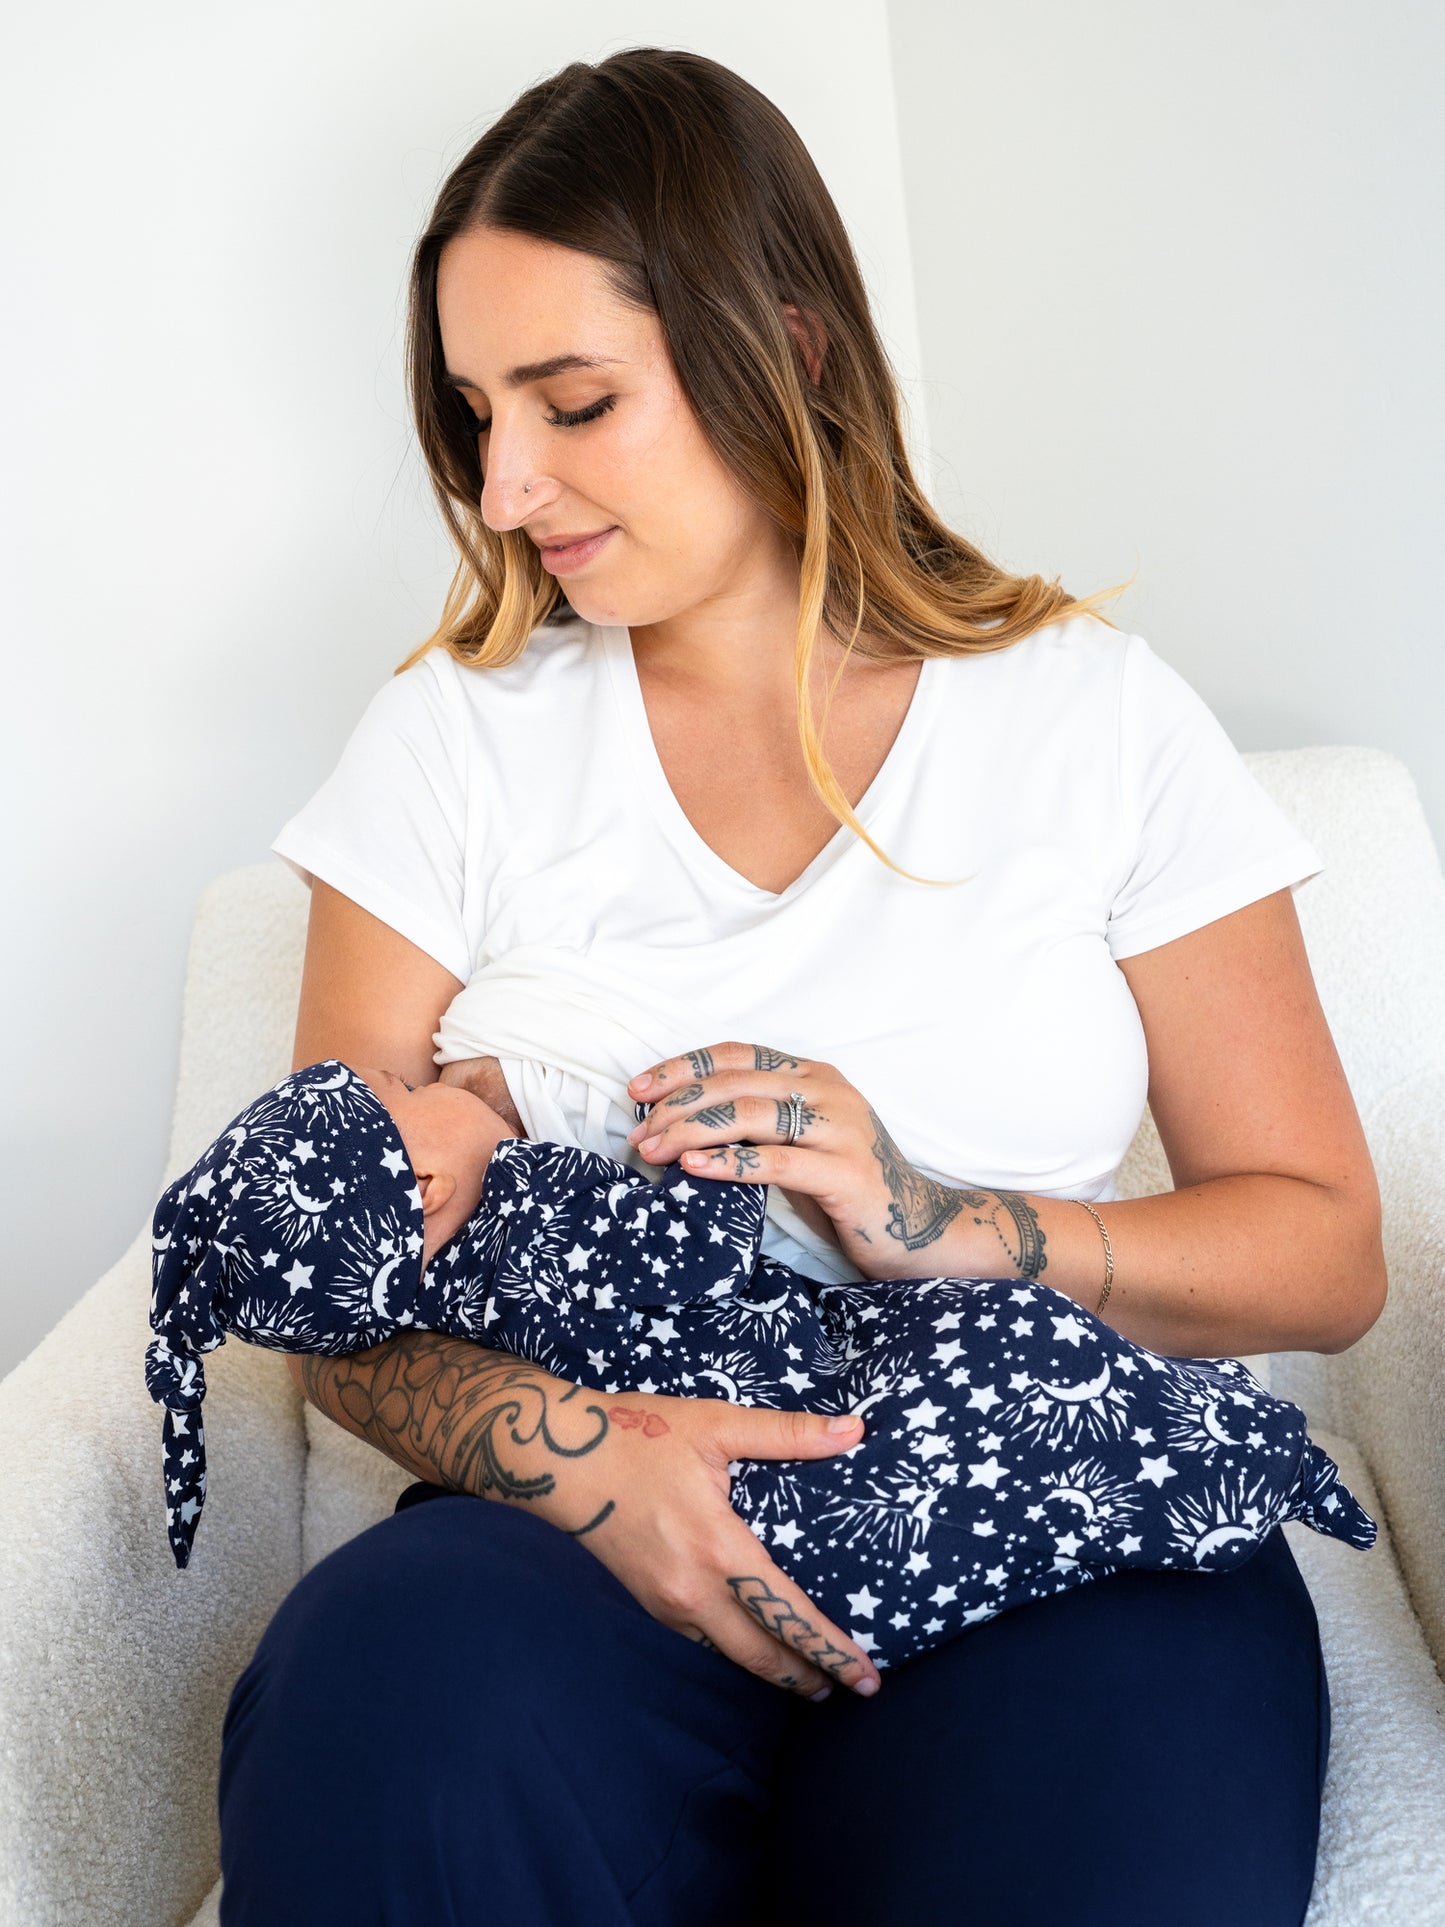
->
<box><xmin>218</xmin><ymin>1490</ymin><xmax>1329</xmax><ymax>1927</ymax></box>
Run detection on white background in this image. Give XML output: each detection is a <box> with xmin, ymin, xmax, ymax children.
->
<box><xmin>2</xmin><ymin>1</ymin><xmax>1440</xmax><ymax>1379</ymax></box>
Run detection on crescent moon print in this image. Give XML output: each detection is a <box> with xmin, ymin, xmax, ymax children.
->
<box><xmin>370</xmin><ymin>1253</ymin><xmax>404</xmax><ymax>1317</ymax></box>
<box><xmin>1005</xmin><ymin>1369</ymin><xmax>1135</xmax><ymax>1454</ymax></box>
<box><xmin>311</xmin><ymin>1064</ymin><xmax>353</xmax><ymax>1091</ymax></box>
<box><xmin>1037</xmin><ymin>1362</ymin><xmax>1113</xmax><ymax>1404</ymax></box>
<box><xmin>287</xmin><ymin>1179</ymin><xmax>331</xmax><ymax>1216</ymax></box>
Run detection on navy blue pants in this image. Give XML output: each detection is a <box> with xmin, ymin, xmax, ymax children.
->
<box><xmin>218</xmin><ymin>1486</ymin><xmax>1330</xmax><ymax>1926</ymax></box>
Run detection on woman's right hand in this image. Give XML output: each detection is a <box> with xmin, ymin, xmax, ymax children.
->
<box><xmin>549</xmin><ymin>1390</ymin><xmax>883</xmax><ymax>1702</ymax></box>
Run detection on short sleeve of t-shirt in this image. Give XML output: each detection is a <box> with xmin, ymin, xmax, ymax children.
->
<box><xmin>1104</xmin><ymin>633</ymin><xmax>1324</xmax><ymax>960</ymax></box>
<box><xmin>269</xmin><ymin>653</ymin><xmax>473</xmax><ymax>983</ymax></box>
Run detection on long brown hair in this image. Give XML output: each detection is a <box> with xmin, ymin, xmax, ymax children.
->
<box><xmin>398</xmin><ymin>46</ymin><xmax>1132</xmax><ymax>884</ymax></box>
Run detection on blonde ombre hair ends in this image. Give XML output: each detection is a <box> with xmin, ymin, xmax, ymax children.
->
<box><xmin>398</xmin><ymin>47</ymin><xmax>1133</xmax><ymax>885</ymax></box>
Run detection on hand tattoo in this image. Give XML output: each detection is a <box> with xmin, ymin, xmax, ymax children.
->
<box><xmin>867</xmin><ymin>1107</ymin><xmax>966</xmax><ymax>1251</ymax></box>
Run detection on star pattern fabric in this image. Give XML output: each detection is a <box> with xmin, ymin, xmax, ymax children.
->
<box><xmin>147</xmin><ymin>1062</ymin><xmax>1376</xmax><ymax>1666</ymax></box>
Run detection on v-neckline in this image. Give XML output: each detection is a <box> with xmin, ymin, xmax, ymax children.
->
<box><xmin>600</xmin><ymin>622</ymin><xmax>940</xmax><ymax>905</ymax></box>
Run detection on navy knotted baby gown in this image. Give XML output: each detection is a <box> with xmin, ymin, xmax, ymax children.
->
<box><xmin>148</xmin><ymin>1060</ymin><xmax>1375</xmax><ymax>1666</ymax></box>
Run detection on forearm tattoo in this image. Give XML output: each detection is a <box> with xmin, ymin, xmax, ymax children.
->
<box><xmin>296</xmin><ymin>1334</ymin><xmax>614</xmax><ymax>1524</ymax></box>
<box><xmin>958</xmin><ymin>1188</ymin><xmax>1049</xmax><ymax>1280</ymax></box>
<box><xmin>727</xmin><ymin>1576</ymin><xmax>862</xmax><ymax>1680</ymax></box>
<box><xmin>867</xmin><ymin>1106</ymin><xmax>967</xmax><ymax>1251</ymax></box>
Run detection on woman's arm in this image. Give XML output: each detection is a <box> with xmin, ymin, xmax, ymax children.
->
<box><xmin>868</xmin><ymin>890</ymin><xmax>1384</xmax><ymax>1355</ymax></box>
<box><xmin>284</xmin><ymin>878</ymin><xmax>881</xmax><ymax>1697</ymax></box>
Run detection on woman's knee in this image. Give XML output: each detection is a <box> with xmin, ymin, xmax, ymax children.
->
<box><xmin>218</xmin><ymin>1496</ymin><xmax>790</xmax><ymax>1925</ymax></box>
<box><xmin>773</xmin><ymin>1526</ymin><xmax>1330</xmax><ymax>1927</ymax></box>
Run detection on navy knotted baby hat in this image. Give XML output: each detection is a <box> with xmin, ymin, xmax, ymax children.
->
<box><xmin>146</xmin><ymin>1060</ymin><xmax>425</xmax><ymax>1567</ymax></box>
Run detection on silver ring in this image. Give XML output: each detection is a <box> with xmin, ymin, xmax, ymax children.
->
<box><xmin>784</xmin><ymin>1091</ymin><xmax>806</xmax><ymax>1145</ymax></box>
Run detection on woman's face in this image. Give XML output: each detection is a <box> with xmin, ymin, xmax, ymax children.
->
<box><xmin>435</xmin><ymin>225</ymin><xmax>797</xmax><ymax>631</ymax></box>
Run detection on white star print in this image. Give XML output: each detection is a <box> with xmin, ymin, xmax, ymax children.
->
<box><xmin>1051</xmin><ymin>1312</ymin><xmax>1089</xmax><ymax>1347</ymax></box>
<box><xmin>1137</xmin><ymin>1454</ymin><xmax>1176</xmax><ymax>1488</ymax></box>
<box><xmin>381</xmin><ymin>1146</ymin><xmax>408</xmax><ymax>1178</ymax></box>
<box><xmin>772</xmin><ymin>1520</ymin><xmax>803</xmax><ymax>1550</ymax></box>
<box><xmin>282</xmin><ymin>1259</ymin><xmax>314</xmax><ymax>1294</ymax></box>
<box><xmin>903</xmin><ymin>1397</ymin><xmax>946</xmax><ymax>1432</ymax></box>
<box><xmin>846</xmin><ymin>1586</ymin><xmax>882</xmax><ymax>1619</ymax></box>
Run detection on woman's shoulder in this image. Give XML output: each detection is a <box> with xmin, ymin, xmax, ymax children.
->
<box><xmin>353</xmin><ymin>617</ymin><xmax>605</xmax><ymax>760</ymax></box>
<box><xmin>931</xmin><ymin>611</ymin><xmax>1134</xmax><ymax>718</ymax></box>
<box><xmin>425</xmin><ymin>614</ymin><xmax>606</xmax><ymax>712</ymax></box>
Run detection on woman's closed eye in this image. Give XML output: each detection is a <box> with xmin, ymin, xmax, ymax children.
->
<box><xmin>468</xmin><ymin>395</ymin><xmax>616</xmax><ymax>435</ymax></box>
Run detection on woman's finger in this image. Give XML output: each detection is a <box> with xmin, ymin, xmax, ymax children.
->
<box><xmin>708</xmin><ymin>1516</ymin><xmax>880</xmax><ymax>1695</ymax></box>
<box><xmin>682</xmin><ymin>1615</ymin><xmax>836</xmax><ymax>1700</ymax></box>
<box><xmin>628</xmin><ymin>1041</ymin><xmax>808</xmax><ymax>1099</ymax></box>
<box><xmin>629</xmin><ymin>1087</ymin><xmax>829</xmax><ymax>1165</ymax></box>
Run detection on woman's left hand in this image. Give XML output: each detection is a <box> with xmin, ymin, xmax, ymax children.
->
<box><xmin>625</xmin><ymin>1040</ymin><xmax>974</xmax><ymax>1279</ymax></box>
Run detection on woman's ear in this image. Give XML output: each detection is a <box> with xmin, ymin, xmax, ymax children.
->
<box><xmin>781</xmin><ymin>302</ymin><xmax>827</xmax><ymax>387</ymax></box>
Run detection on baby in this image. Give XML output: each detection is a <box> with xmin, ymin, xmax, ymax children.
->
<box><xmin>147</xmin><ymin>1059</ymin><xmax>1376</xmax><ymax>1668</ymax></box>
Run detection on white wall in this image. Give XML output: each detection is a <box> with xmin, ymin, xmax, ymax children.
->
<box><xmin>0</xmin><ymin>1</ymin><xmax>925</xmax><ymax>1378</ymax></box>
<box><xmin>889</xmin><ymin>0</ymin><xmax>1443</xmax><ymax>835</ymax></box>
<box><xmin>9</xmin><ymin>1</ymin><xmax>1438</xmax><ymax>1382</ymax></box>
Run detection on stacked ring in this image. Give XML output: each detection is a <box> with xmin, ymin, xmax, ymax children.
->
<box><xmin>784</xmin><ymin>1092</ymin><xmax>806</xmax><ymax>1145</ymax></box>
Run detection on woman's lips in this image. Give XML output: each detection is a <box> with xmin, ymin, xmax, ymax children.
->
<box><xmin>538</xmin><ymin>527</ymin><xmax>617</xmax><ymax>574</ymax></box>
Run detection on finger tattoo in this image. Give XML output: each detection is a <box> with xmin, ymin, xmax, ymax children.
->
<box><xmin>773</xmin><ymin>1095</ymin><xmax>823</xmax><ymax>1142</ymax></box>
<box><xmin>753</xmin><ymin>1046</ymin><xmax>802</xmax><ymax>1072</ymax></box>
<box><xmin>727</xmin><ymin>1576</ymin><xmax>861</xmax><ymax>1679</ymax></box>
<box><xmin>686</xmin><ymin>1048</ymin><xmax>716</xmax><ymax>1079</ymax></box>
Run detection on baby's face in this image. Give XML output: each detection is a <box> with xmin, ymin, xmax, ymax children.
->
<box><xmin>350</xmin><ymin>1065</ymin><xmax>516</xmax><ymax>1268</ymax></box>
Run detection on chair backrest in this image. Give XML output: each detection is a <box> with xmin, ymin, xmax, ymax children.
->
<box><xmin>167</xmin><ymin>747</ymin><xmax>1445</xmax><ymax>1609</ymax></box>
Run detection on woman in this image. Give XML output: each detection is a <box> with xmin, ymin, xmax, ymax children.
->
<box><xmin>217</xmin><ymin>47</ymin><xmax>1385</xmax><ymax>1927</ymax></box>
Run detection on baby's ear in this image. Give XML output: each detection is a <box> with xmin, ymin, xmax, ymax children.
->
<box><xmin>417</xmin><ymin>1169</ymin><xmax>457</xmax><ymax>1217</ymax></box>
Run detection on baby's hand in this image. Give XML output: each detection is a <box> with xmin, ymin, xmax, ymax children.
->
<box><xmin>437</xmin><ymin>1056</ymin><xmax>528</xmax><ymax>1138</ymax></box>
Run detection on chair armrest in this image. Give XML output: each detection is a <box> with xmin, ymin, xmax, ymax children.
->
<box><xmin>0</xmin><ymin>1222</ymin><xmax>306</xmax><ymax>1927</ymax></box>
<box><xmin>1319</xmin><ymin>1067</ymin><xmax>1445</xmax><ymax>1677</ymax></box>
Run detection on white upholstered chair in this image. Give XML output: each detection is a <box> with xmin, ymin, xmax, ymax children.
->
<box><xmin>1</xmin><ymin>743</ymin><xmax>1442</xmax><ymax>1926</ymax></box>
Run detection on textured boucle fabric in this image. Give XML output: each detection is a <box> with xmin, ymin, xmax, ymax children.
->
<box><xmin>3</xmin><ymin>745</ymin><xmax>1444</xmax><ymax>1925</ymax></box>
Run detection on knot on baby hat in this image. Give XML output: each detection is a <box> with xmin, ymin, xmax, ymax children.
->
<box><xmin>144</xmin><ymin>1334</ymin><xmax>207</xmax><ymax>1409</ymax></box>
<box><xmin>147</xmin><ymin>1059</ymin><xmax>425</xmax><ymax>1569</ymax></box>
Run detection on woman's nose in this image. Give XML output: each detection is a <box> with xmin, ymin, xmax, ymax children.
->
<box><xmin>479</xmin><ymin>425</ymin><xmax>554</xmax><ymax>530</ymax></box>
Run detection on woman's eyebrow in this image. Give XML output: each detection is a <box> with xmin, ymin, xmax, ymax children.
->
<box><xmin>442</xmin><ymin>354</ymin><xmax>622</xmax><ymax>391</ymax></box>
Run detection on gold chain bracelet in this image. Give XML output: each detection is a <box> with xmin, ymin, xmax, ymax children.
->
<box><xmin>1074</xmin><ymin>1200</ymin><xmax>1114</xmax><ymax>1315</ymax></box>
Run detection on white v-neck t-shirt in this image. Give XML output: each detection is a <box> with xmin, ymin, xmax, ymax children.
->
<box><xmin>270</xmin><ymin>612</ymin><xmax>1324</xmax><ymax>1285</ymax></box>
